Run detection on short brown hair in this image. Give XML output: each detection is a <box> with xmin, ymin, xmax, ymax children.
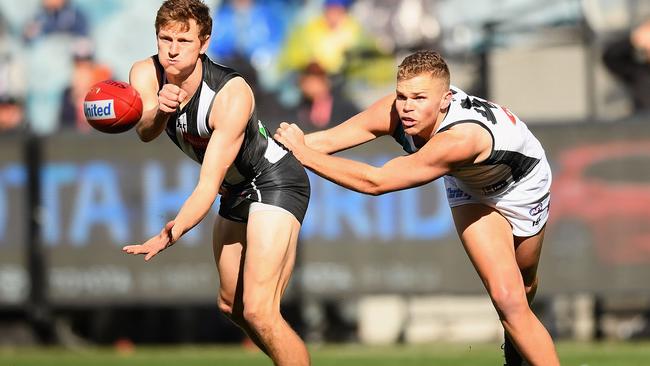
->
<box><xmin>155</xmin><ymin>0</ymin><xmax>212</xmax><ymax>41</ymax></box>
<box><xmin>397</xmin><ymin>50</ymin><xmax>450</xmax><ymax>86</ymax></box>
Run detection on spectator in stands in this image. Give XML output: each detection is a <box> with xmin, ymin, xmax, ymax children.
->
<box><xmin>23</xmin><ymin>0</ymin><xmax>89</xmax><ymax>43</ymax></box>
<box><xmin>59</xmin><ymin>38</ymin><xmax>112</xmax><ymax>132</ymax></box>
<box><xmin>603</xmin><ymin>19</ymin><xmax>650</xmax><ymax>113</ymax></box>
<box><xmin>350</xmin><ymin>0</ymin><xmax>441</xmax><ymax>53</ymax></box>
<box><xmin>278</xmin><ymin>0</ymin><xmax>381</xmax><ymax>77</ymax></box>
<box><xmin>294</xmin><ymin>61</ymin><xmax>359</xmax><ymax>133</ymax></box>
<box><xmin>208</xmin><ymin>0</ymin><xmax>289</xmax><ymax>71</ymax></box>
<box><xmin>0</xmin><ymin>96</ymin><xmax>25</xmax><ymax>133</ymax></box>
<box><xmin>0</xmin><ymin>10</ymin><xmax>26</xmax><ymax>133</ymax></box>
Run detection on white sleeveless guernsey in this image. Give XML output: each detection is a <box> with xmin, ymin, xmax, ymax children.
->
<box><xmin>392</xmin><ymin>85</ymin><xmax>552</xmax><ymax>236</ymax></box>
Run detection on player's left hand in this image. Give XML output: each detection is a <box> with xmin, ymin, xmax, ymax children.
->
<box><xmin>122</xmin><ymin>220</ymin><xmax>176</xmax><ymax>261</ymax></box>
<box><xmin>274</xmin><ymin>122</ymin><xmax>306</xmax><ymax>153</ymax></box>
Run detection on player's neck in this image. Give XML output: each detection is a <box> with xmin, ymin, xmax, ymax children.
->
<box><xmin>429</xmin><ymin>108</ymin><xmax>449</xmax><ymax>138</ymax></box>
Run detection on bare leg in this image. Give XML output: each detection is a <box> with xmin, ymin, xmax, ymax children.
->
<box><xmin>452</xmin><ymin>204</ymin><xmax>559</xmax><ymax>366</ymax></box>
<box><xmin>240</xmin><ymin>210</ymin><xmax>309</xmax><ymax>366</ymax></box>
<box><xmin>212</xmin><ymin>216</ymin><xmax>269</xmax><ymax>355</ymax></box>
<box><xmin>514</xmin><ymin>227</ymin><xmax>546</xmax><ymax>304</ymax></box>
<box><xmin>503</xmin><ymin>226</ymin><xmax>547</xmax><ymax>365</ymax></box>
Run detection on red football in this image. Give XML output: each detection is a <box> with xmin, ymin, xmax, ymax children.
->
<box><xmin>83</xmin><ymin>80</ymin><xmax>143</xmax><ymax>133</ymax></box>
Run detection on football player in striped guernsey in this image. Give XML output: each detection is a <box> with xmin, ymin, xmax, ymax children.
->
<box><xmin>123</xmin><ymin>1</ymin><xmax>311</xmax><ymax>365</ymax></box>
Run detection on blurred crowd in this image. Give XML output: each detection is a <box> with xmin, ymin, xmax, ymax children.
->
<box><xmin>0</xmin><ymin>0</ymin><xmax>442</xmax><ymax>135</ymax></box>
<box><xmin>1</xmin><ymin>0</ymin><xmax>650</xmax><ymax>135</ymax></box>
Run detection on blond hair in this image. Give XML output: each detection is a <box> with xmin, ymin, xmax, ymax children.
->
<box><xmin>397</xmin><ymin>50</ymin><xmax>450</xmax><ymax>86</ymax></box>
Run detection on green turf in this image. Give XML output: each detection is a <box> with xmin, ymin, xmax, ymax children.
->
<box><xmin>1</xmin><ymin>341</ymin><xmax>649</xmax><ymax>366</ymax></box>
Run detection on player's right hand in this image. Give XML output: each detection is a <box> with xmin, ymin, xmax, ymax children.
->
<box><xmin>122</xmin><ymin>220</ymin><xmax>176</xmax><ymax>261</ymax></box>
<box><xmin>158</xmin><ymin>84</ymin><xmax>188</xmax><ymax>113</ymax></box>
<box><xmin>275</xmin><ymin>122</ymin><xmax>305</xmax><ymax>150</ymax></box>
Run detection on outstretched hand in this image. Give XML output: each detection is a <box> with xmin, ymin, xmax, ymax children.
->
<box><xmin>274</xmin><ymin>122</ymin><xmax>306</xmax><ymax>158</ymax></box>
<box><xmin>123</xmin><ymin>220</ymin><xmax>177</xmax><ymax>261</ymax></box>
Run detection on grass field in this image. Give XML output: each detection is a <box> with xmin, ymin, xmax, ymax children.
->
<box><xmin>1</xmin><ymin>342</ymin><xmax>649</xmax><ymax>366</ymax></box>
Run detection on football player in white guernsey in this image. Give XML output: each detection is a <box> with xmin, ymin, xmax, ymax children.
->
<box><xmin>275</xmin><ymin>50</ymin><xmax>559</xmax><ymax>366</ymax></box>
<box><xmin>122</xmin><ymin>1</ymin><xmax>311</xmax><ymax>365</ymax></box>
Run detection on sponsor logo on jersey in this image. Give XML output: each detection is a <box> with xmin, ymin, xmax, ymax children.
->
<box><xmin>84</xmin><ymin>100</ymin><xmax>115</xmax><ymax>120</ymax></box>
<box><xmin>446</xmin><ymin>187</ymin><xmax>471</xmax><ymax>200</ymax></box>
<box><xmin>182</xmin><ymin>133</ymin><xmax>209</xmax><ymax>149</ymax></box>
<box><xmin>482</xmin><ymin>180</ymin><xmax>509</xmax><ymax>195</ymax></box>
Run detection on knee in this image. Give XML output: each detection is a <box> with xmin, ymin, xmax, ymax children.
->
<box><xmin>524</xmin><ymin>276</ymin><xmax>538</xmax><ymax>296</ymax></box>
<box><xmin>218</xmin><ymin>294</ymin><xmax>245</xmax><ymax>324</ymax></box>
<box><xmin>242</xmin><ymin>304</ymin><xmax>278</xmax><ymax>333</ymax></box>
<box><xmin>489</xmin><ymin>285</ymin><xmax>530</xmax><ymax>321</ymax></box>
<box><xmin>519</xmin><ymin>261</ymin><xmax>538</xmax><ymax>288</ymax></box>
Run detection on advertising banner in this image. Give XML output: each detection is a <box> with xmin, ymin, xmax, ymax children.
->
<box><xmin>1</xmin><ymin>121</ymin><xmax>649</xmax><ymax>304</ymax></box>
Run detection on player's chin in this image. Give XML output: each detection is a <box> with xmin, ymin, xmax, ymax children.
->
<box><xmin>403</xmin><ymin>125</ymin><xmax>420</xmax><ymax>136</ymax></box>
<box><xmin>163</xmin><ymin>64</ymin><xmax>186</xmax><ymax>76</ymax></box>
<box><xmin>163</xmin><ymin>66</ymin><xmax>180</xmax><ymax>75</ymax></box>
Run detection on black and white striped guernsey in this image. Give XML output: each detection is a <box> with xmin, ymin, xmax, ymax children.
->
<box><xmin>151</xmin><ymin>54</ymin><xmax>310</xmax><ymax>223</ymax></box>
<box><xmin>153</xmin><ymin>54</ymin><xmax>287</xmax><ymax>188</ymax></box>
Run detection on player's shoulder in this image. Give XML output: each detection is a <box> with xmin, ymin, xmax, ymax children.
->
<box><xmin>448</xmin><ymin>85</ymin><xmax>474</xmax><ymax>111</ymax></box>
<box><xmin>211</xmin><ymin>76</ymin><xmax>254</xmax><ymax>119</ymax></box>
<box><xmin>445</xmin><ymin>86</ymin><xmax>497</xmax><ymax>124</ymax></box>
<box><xmin>213</xmin><ymin>73</ymin><xmax>250</xmax><ymax>98</ymax></box>
<box><xmin>129</xmin><ymin>57</ymin><xmax>158</xmax><ymax>78</ymax></box>
<box><xmin>129</xmin><ymin>56</ymin><xmax>161</xmax><ymax>86</ymax></box>
<box><xmin>206</xmin><ymin>56</ymin><xmax>237</xmax><ymax>73</ymax></box>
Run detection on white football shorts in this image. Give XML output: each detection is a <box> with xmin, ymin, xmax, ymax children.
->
<box><xmin>444</xmin><ymin>157</ymin><xmax>552</xmax><ymax>237</ymax></box>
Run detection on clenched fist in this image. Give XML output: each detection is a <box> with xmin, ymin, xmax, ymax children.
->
<box><xmin>158</xmin><ymin>84</ymin><xmax>188</xmax><ymax>113</ymax></box>
<box><xmin>274</xmin><ymin>122</ymin><xmax>305</xmax><ymax>151</ymax></box>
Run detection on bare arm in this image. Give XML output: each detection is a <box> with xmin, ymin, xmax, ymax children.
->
<box><xmin>170</xmin><ymin>77</ymin><xmax>250</xmax><ymax>239</ymax></box>
<box><xmin>123</xmin><ymin>77</ymin><xmax>251</xmax><ymax>260</ymax></box>
<box><xmin>304</xmin><ymin>94</ymin><xmax>397</xmax><ymax>154</ymax></box>
<box><xmin>276</xmin><ymin>123</ymin><xmax>491</xmax><ymax>195</ymax></box>
<box><xmin>129</xmin><ymin>59</ymin><xmax>188</xmax><ymax>142</ymax></box>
